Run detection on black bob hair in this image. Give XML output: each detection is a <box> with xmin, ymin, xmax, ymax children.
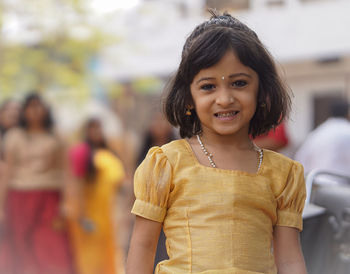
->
<box><xmin>19</xmin><ymin>92</ymin><xmax>54</xmax><ymax>131</ymax></box>
<box><xmin>164</xmin><ymin>11</ymin><xmax>291</xmax><ymax>138</ymax></box>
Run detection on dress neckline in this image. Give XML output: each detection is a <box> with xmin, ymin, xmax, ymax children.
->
<box><xmin>181</xmin><ymin>139</ymin><xmax>265</xmax><ymax>177</ymax></box>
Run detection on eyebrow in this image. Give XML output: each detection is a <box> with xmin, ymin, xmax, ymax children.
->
<box><xmin>195</xmin><ymin>73</ymin><xmax>253</xmax><ymax>84</ymax></box>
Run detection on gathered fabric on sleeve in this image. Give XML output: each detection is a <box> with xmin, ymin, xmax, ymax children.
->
<box><xmin>275</xmin><ymin>161</ymin><xmax>306</xmax><ymax>231</ymax></box>
<box><xmin>131</xmin><ymin>146</ymin><xmax>172</xmax><ymax>223</ymax></box>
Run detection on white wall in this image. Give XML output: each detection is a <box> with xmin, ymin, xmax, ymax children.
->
<box><xmin>282</xmin><ymin>56</ymin><xmax>350</xmax><ymax>151</ymax></box>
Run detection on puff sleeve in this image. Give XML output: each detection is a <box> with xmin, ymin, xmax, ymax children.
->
<box><xmin>131</xmin><ymin>146</ymin><xmax>172</xmax><ymax>223</ymax></box>
<box><xmin>276</xmin><ymin>161</ymin><xmax>306</xmax><ymax>231</ymax></box>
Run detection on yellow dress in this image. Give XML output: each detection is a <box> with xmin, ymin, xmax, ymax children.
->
<box><xmin>131</xmin><ymin>139</ymin><xmax>306</xmax><ymax>274</ymax></box>
<box><xmin>69</xmin><ymin>149</ymin><xmax>125</xmax><ymax>274</ymax></box>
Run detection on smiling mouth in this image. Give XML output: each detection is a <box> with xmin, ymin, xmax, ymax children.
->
<box><xmin>214</xmin><ymin>111</ymin><xmax>239</xmax><ymax>118</ymax></box>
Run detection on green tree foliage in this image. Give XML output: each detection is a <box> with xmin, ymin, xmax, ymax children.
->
<box><xmin>0</xmin><ymin>0</ymin><xmax>116</xmax><ymax>101</ymax></box>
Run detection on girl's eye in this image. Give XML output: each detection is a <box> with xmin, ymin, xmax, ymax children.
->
<box><xmin>200</xmin><ymin>84</ymin><xmax>215</xmax><ymax>91</ymax></box>
<box><xmin>232</xmin><ymin>80</ymin><xmax>247</xmax><ymax>88</ymax></box>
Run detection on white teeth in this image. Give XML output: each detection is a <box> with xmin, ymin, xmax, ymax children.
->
<box><xmin>216</xmin><ymin>111</ymin><xmax>238</xmax><ymax>117</ymax></box>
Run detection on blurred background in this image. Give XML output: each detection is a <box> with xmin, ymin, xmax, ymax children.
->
<box><xmin>1</xmin><ymin>0</ymin><xmax>350</xmax><ymax>149</ymax></box>
<box><xmin>1</xmin><ymin>0</ymin><xmax>350</xmax><ymax>274</ymax></box>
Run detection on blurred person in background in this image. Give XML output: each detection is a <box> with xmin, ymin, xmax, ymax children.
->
<box><xmin>137</xmin><ymin>111</ymin><xmax>176</xmax><ymax>164</ymax></box>
<box><xmin>254</xmin><ymin>121</ymin><xmax>289</xmax><ymax>152</ymax></box>
<box><xmin>0</xmin><ymin>99</ymin><xmax>20</xmax><ymax>233</ymax></box>
<box><xmin>295</xmin><ymin>99</ymin><xmax>350</xmax><ymax>184</ymax></box>
<box><xmin>68</xmin><ymin>117</ymin><xmax>125</xmax><ymax>274</ymax></box>
<box><xmin>0</xmin><ymin>99</ymin><xmax>20</xmax><ymax>155</ymax></box>
<box><xmin>136</xmin><ymin>111</ymin><xmax>176</xmax><ymax>269</ymax></box>
<box><xmin>0</xmin><ymin>93</ymin><xmax>74</xmax><ymax>274</ymax></box>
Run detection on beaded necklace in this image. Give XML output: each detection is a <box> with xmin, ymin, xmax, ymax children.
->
<box><xmin>196</xmin><ymin>134</ymin><xmax>263</xmax><ymax>171</ymax></box>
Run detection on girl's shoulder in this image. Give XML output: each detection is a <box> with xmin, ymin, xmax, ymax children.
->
<box><xmin>139</xmin><ymin>139</ymin><xmax>191</xmax><ymax>171</ymax></box>
<box><xmin>262</xmin><ymin>149</ymin><xmax>304</xmax><ymax>179</ymax></box>
<box><xmin>161</xmin><ymin>139</ymin><xmax>191</xmax><ymax>163</ymax></box>
<box><xmin>263</xmin><ymin>149</ymin><xmax>301</xmax><ymax>168</ymax></box>
<box><xmin>262</xmin><ymin>149</ymin><xmax>305</xmax><ymax>189</ymax></box>
<box><xmin>161</xmin><ymin>139</ymin><xmax>187</xmax><ymax>153</ymax></box>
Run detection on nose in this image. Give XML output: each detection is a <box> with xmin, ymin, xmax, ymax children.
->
<box><xmin>215</xmin><ymin>86</ymin><xmax>234</xmax><ymax>106</ymax></box>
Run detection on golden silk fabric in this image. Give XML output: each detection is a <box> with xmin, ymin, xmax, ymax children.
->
<box><xmin>132</xmin><ymin>140</ymin><xmax>306</xmax><ymax>274</ymax></box>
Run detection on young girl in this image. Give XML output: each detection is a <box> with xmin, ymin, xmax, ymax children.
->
<box><xmin>126</xmin><ymin>11</ymin><xmax>307</xmax><ymax>274</ymax></box>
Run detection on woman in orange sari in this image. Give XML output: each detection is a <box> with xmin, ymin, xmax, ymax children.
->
<box><xmin>68</xmin><ymin>118</ymin><xmax>125</xmax><ymax>274</ymax></box>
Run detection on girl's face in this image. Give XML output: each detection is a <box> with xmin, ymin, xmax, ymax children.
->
<box><xmin>24</xmin><ymin>99</ymin><xmax>47</xmax><ymax>128</ymax></box>
<box><xmin>190</xmin><ymin>50</ymin><xmax>259</xmax><ymax>139</ymax></box>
